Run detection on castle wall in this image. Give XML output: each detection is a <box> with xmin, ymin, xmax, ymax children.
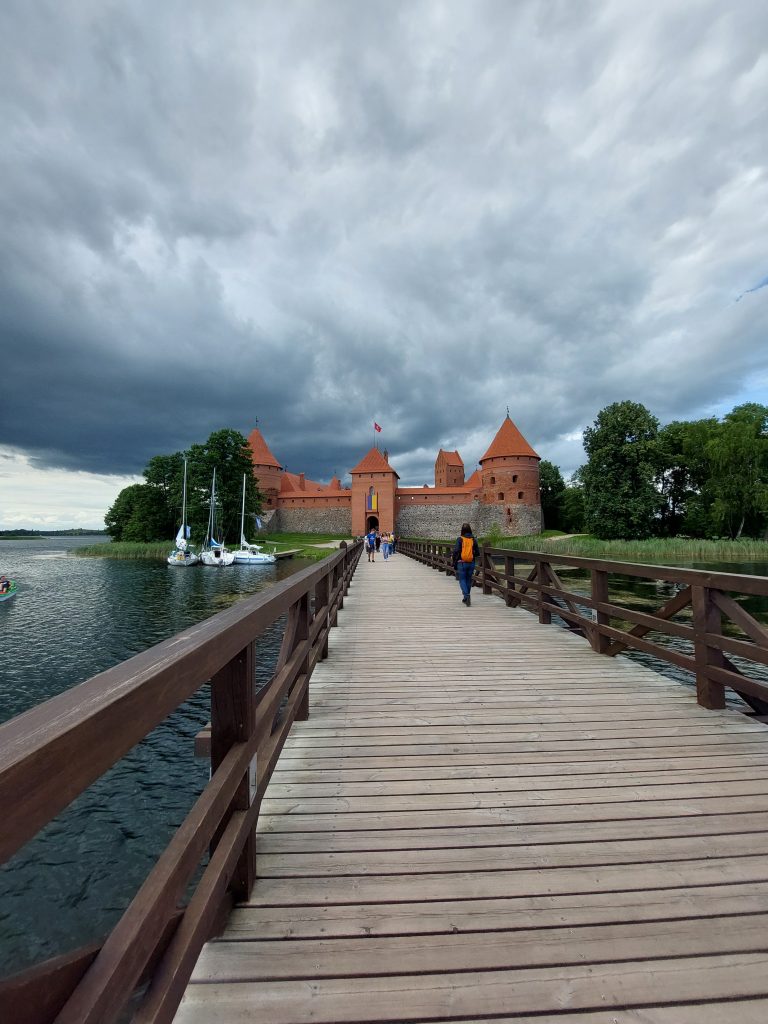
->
<box><xmin>396</xmin><ymin>500</ymin><xmax>541</xmax><ymax>539</ymax></box>
<box><xmin>272</xmin><ymin>506</ymin><xmax>352</xmax><ymax>535</ymax></box>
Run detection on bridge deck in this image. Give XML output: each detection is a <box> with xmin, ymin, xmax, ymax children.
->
<box><xmin>176</xmin><ymin>553</ymin><xmax>768</xmax><ymax>1023</ymax></box>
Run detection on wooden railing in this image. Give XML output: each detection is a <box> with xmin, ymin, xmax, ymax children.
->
<box><xmin>0</xmin><ymin>540</ymin><xmax>362</xmax><ymax>1024</ymax></box>
<box><xmin>400</xmin><ymin>540</ymin><xmax>768</xmax><ymax>715</ymax></box>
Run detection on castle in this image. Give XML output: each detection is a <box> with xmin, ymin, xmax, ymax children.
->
<box><xmin>248</xmin><ymin>414</ymin><xmax>542</xmax><ymax>539</ymax></box>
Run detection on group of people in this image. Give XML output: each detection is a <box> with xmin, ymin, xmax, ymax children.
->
<box><xmin>364</xmin><ymin>530</ymin><xmax>397</xmax><ymax>562</ymax></box>
<box><xmin>0</xmin><ymin>575</ymin><xmax>11</xmax><ymax>594</ymax></box>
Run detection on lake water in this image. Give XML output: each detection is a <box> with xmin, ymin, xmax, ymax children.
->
<box><xmin>1</xmin><ymin>540</ymin><xmax>767</xmax><ymax>977</ymax></box>
<box><xmin>0</xmin><ymin>536</ymin><xmax>314</xmax><ymax>976</ymax></box>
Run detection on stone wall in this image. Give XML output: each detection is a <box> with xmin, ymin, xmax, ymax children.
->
<box><xmin>272</xmin><ymin>507</ymin><xmax>352</xmax><ymax>535</ymax></box>
<box><xmin>396</xmin><ymin>500</ymin><xmax>541</xmax><ymax>539</ymax></box>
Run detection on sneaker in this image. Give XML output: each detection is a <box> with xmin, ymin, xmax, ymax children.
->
<box><xmin>466</xmin><ymin>594</ymin><xmax>471</xmax><ymax>606</ymax></box>
<box><xmin>461</xmin><ymin>595</ymin><xmax>468</xmax><ymax>604</ymax></box>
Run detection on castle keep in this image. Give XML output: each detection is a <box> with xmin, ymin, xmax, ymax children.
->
<box><xmin>249</xmin><ymin>415</ymin><xmax>542</xmax><ymax>539</ymax></box>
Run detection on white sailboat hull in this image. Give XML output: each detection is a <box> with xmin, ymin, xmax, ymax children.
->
<box><xmin>232</xmin><ymin>549</ymin><xmax>276</xmax><ymax>564</ymax></box>
<box><xmin>200</xmin><ymin>548</ymin><xmax>235</xmax><ymax>566</ymax></box>
<box><xmin>167</xmin><ymin>549</ymin><xmax>200</xmax><ymax>566</ymax></box>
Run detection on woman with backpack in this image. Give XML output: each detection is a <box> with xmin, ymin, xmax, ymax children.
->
<box><xmin>452</xmin><ymin>523</ymin><xmax>480</xmax><ymax>606</ymax></box>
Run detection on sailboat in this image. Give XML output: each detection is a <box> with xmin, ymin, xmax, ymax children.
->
<box><xmin>232</xmin><ymin>475</ymin><xmax>277</xmax><ymax>565</ymax></box>
<box><xmin>167</xmin><ymin>459</ymin><xmax>199</xmax><ymax>567</ymax></box>
<box><xmin>200</xmin><ymin>468</ymin><xmax>235</xmax><ymax>567</ymax></box>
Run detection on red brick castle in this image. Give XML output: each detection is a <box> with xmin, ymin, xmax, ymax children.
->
<box><xmin>248</xmin><ymin>415</ymin><xmax>542</xmax><ymax>539</ymax></box>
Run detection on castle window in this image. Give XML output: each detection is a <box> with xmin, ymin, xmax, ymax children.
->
<box><xmin>512</xmin><ymin>474</ymin><xmax>518</xmax><ymax>483</ymax></box>
<box><xmin>490</xmin><ymin>476</ymin><xmax>495</xmax><ymax>484</ymax></box>
<box><xmin>498</xmin><ymin>492</ymin><xmax>504</xmax><ymax>501</ymax></box>
<box><xmin>518</xmin><ymin>491</ymin><xmax>523</xmax><ymax>499</ymax></box>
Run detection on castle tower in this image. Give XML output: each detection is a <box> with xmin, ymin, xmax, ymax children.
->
<box><xmin>479</xmin><ymin>415</ymin><xmax>541</xmax><ymax>530</ymax></box>
<box><xmin>350</xmin><ymin>448</ymin><xmax>399</xmax><ymax>534</ymax></box>
<box><xmin>247</xmin><ymin>427</ymin><xmax>283</xmax><ymax>509</ymax></box>
<box><xmin>435</xmin><ymin>449</ymin><xmax>465</xmax><ymax>488</ymax></box>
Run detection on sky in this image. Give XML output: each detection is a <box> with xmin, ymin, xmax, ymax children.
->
<box><xmin>1</xmin><ymin>0</ymin><xmax>767</xmax><ymax>530</ymax></box>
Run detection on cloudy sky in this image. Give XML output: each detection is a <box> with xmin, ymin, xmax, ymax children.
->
<box><xmin>1</xmin><ymin>0</ymin><xmax>767</xmax><ymax>529</ymax></box>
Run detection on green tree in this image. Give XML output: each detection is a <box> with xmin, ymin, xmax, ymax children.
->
<box><xmin>186</xmin><ymin>429</ymin><xmax>262</xmax><ymax>542</ymax></box>
<box><xmin>656</xmin><ymin>418</ymin><xmax>718</xmax><ymax>536</ymax></box>
<box><xmin>559</xmin><ymin>482</ymin><xmax>585</xmax><ymax>533</ymax></box>
<box><xmin>707</xmin><ymin>403</ymin><xmax>768</xmax><ymax>538</ymax></box>
<box><xmin>582</xmin><ymin>401</ymin><xmax>662</xmax><ymax>539</ymax></box>
<box><xmin>539</xmin><ymin>460</ymin><xmax>566</xmax><ymax>530</ymax></box>
<box><xmin>104</xmin><ymin>483</ymin><xmax>170</xmax><ymax>541</ymax></box>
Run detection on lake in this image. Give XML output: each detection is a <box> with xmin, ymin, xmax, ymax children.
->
<box><xmin>0</xmin><ymin>536</ymin><xmax>314</xmax><ymax>976</ymax></box>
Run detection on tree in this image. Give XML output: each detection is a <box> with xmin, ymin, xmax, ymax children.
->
<box><xmin>186</xmin><ymin>429</ymin><xmax>263</xmax><ymax>542</ymax></box>
<box><xmin>656</xmin><ymin>418</ymin><xmax>718</xmax><ymax>536</ymax></box>
<box><xmin>707</xmin><ymin>403</ymin><xmax>768</xmax><ymax>538</ymax></box>
<box><xmin>104</xmin><ymin>483</ymin><xmax>171</xmax><ymax>541</ymax></box>
<box><xmin>539</xmin><ymin>460</ymin><xmax>566</xmax><ymax>530</ymax></box>
<box><xmin>582</xmin><ymin>401</ymin><xmax>662</xmax><ymax>539</ymax></box>
<box><xmin>559</xmin><ymin>481</ymin><xmax>585</xmax><ymax>533</ymax></box>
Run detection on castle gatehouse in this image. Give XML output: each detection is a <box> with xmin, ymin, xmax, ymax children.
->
<box><xmin>249</xmin><ymin>415</ymin><xmax>542</xmax><ymax>539</ymax></box>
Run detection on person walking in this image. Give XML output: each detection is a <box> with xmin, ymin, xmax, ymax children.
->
<box><xmin>366</xmin><ymin>527</ymin><xmax>377</xmax><ymax>562</ymax></box>
<box><xmin>382</xmin><ymin>532</ymin><xmax>390</xmax><ymax>559</ymax></box>
<box><xmin>452</xmin><ymin>522</ymin><xmax>479</xmax><ymax>606</ymax></box>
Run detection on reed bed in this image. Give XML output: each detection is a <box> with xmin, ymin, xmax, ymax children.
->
<box><xmin>76</xmin><ymin>542</ymin><xmax>172</xmax><ymax>560</ymax></box>
<box><xmin>494</xmin><ymin>535</ymin><xmax>768</xmax><ymax>564</ymax></box>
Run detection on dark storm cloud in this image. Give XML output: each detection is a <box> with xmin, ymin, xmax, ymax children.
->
<box><xmin>1</xmin><ymin>0</ymin><xmax>767</xmax><ymax>494</ymax></box>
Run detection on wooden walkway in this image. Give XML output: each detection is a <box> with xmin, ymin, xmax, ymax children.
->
<box><xmin>175</xmin><ymin>552</ymin><xmax>768</xmax><ymax>1023</ymax></box>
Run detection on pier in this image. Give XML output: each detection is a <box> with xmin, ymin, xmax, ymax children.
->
<box><xmin>3</xmin><ymin>541</ymin><xmax>768</xmax><ymax>1022</ymax></box>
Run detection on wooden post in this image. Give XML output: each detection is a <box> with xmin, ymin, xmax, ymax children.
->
<box><xmin>338</xmin><ymin>542</ymin><xmax>346</xmax><ymax>607</ymax></box>
<box><xmin>315</xmin><ymin>572</ymin><xmax>330</xmax><ymax>660</ymax></box>
<box><xmin>482</xmin><ymin>545</ymin><xmax>492</xmax><ymax>595</ymax></box>
<box><xmin>537</xmin><ymin>560</ymin><xmax>551</xmax><ymax>624</ymax></box>
<box><xmin>504</xmin><ymin>555</ymin><xmax>515</xmax><ymax>606</ymax></box>
<box><xmin>294</xmin><ymin>592</ymin><xmax>311</xmax><ymax>721</ymax></box>
<box><xmin>210</xmin><ymin>642</ymin><xmax>256</xmax><ymax>902</ymax></box>
<box><xmin>445</xmin><ymin>543</ymin><xmax>452</xmax><ymax>576</ymax></box>
<box><xmin>590</xmin><ymin>569</ymin><xmax>611</xmax><ymax>654</ymax></box>
<box><xmin>692</xmin><ymin>585</ymin><xmax>727</xmax><ymax>710</ymax></box>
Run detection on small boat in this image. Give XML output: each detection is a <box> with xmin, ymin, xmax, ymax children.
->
<box><xmin>232</xmin><ymin>475</ymin><xmax>276</xmax><ymax>565</ymax></box>
<box><xmin>200</xmin><ymin>468</ymin><xmax>235</xmax><ymax>567</ymax></box>
<box><xmin>0</xmin><ymin>577</ymin><xmax>17</xmax><ymax>602</ymax></box>
<box><xmin>168</xmin><ymin>459</ymin><xmax>199</xmax><ymax>567</ymax></box>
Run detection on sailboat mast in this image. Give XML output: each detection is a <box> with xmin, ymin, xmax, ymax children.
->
<box><xmin>182</xmin><ymin>459</ymin><xmax>188</xmax><ymax>531</ymax></box>
<box><xmin>240</xmin><ymin>473</ymin><xmax>246</xmax><ymax>544</ymax></box>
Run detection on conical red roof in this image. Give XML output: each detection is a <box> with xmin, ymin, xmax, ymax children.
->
<box><xmin>350</xmin><ymin>447</ymin><xmax>399</xmax><ymax>476</ymax></box>
<box><xmin>480</xmin><ymin>416</ymin><xmax>539</xmax><ymax>462</ymax></box>
<box><xmin>248</xmin><ymin>427</ymin><xmax>282</xmax><ymax>469</ymax></box>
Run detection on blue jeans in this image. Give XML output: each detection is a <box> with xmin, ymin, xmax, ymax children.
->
<box><xmin>382</xmin><ymin>542</ymin><xmax>389</xmax><ymax>559</ymax></box>
<box><xmin>457</xmin><ymin>560</ymin><xmax>474</xmax><ymax>599</ymax></box>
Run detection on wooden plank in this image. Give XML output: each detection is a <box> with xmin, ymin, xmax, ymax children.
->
<box><xmin>176</xmin><ymin>952</ymin><xmax>768</xmax><ymax>1023</ymax></box>
<box><xmin>226</xmin><ymin>880</ymin><xmax>768</xmax><ymax>938</ymax></box>
<box><xmin>192</xmin><ymin>914</ymin><xmax>768</xmax><ymax>981</ymax></box>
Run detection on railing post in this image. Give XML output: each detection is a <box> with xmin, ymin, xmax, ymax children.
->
<box><xmin>590</xmin><ymin>569</ymin><xmax>611</xmax><ymax>654</ymax></box>
<box><xmin>338</xmin><ymin>542</ymin><xmax>347</xmax><ymax>608</ymax></box>
<box><xmin>692</xmin><ymin>585</ymin><xmax>727</xmax><ymax>710</ymax></box>
<box><xmin>315</xmin><ymin>571</ymin><xmax>330</xmax><ymax>660</ymax></box>
<box><xmin>504</xmin><ymin>555</ymin><xmax>515</xmax><ymax>606</ymax></box>
<box><xmin>210</xmin><ymin>642</ymin><xmax>256</xmax><ymax>902</ymax></box>
<box><xmin>482</xmin><ymin>545</ymin><xmax>492</xmax><ymax>595</ymax></box>
<box><xmin>537</xmin><ymin>559</ymin><xmax>551</xmax><ymax>624</ymax></box>
<box><xmin>444</xmin><ymin>543</ymin><xmax>452</xmax><ymax>576</ymax></box>
<box><xmin>294</xmin><ymin>592</ymin><xmax>311</xmax><ymax>721</ymax></box>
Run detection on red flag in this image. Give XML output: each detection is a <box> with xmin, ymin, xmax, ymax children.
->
<box><xmin>374</xmin><ymin>422</ymin><xmax>382</xmax><ymax>432</ymax></box>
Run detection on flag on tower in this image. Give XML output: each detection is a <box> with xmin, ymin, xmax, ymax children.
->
<box><xmin>374</xmin><ymin>422</ymin><xmax>382</xmax><ymax>433</ymax></box>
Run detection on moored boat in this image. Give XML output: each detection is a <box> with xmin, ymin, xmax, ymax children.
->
<box><xmin>232</xmin><ymin>475</ymin><xmax>277</xmax><ymax>564</ymax></box>
<box><xmin>167</xmin><ymin>459</ymin><xmax>199</xmax><ymax>566</ymax></box>
<box><xmin>200</xmin><ymin>468</ymin><xmax>235</xmax><ymax>567</ymax></box>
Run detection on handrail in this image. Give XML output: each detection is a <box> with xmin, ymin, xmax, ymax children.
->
<box><xmin>0</xmin><ymin>540</ymin><xmax>363</xmax><ymax>1024</ymax></box>
<box><xmin>400</xmin><ymin>540</ymin><xmax>768</xmax><ymax>715</ymax></box>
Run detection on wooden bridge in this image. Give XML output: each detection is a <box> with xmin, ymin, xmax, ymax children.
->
<box><xmin>3</xmin><ymin>540</ymin><xmax>768</xmax><ymax>1022</ymax></box>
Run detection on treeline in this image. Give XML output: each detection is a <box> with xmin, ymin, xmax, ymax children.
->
<box><xmin>541</xmin><ymin>401</ymin><xmax>768</xmax><ymax>540</ymax></box>
<box><xmin>105</xmin><ymin>429</ymin><xmax>263</xmax><ymax>543</ymax></box>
